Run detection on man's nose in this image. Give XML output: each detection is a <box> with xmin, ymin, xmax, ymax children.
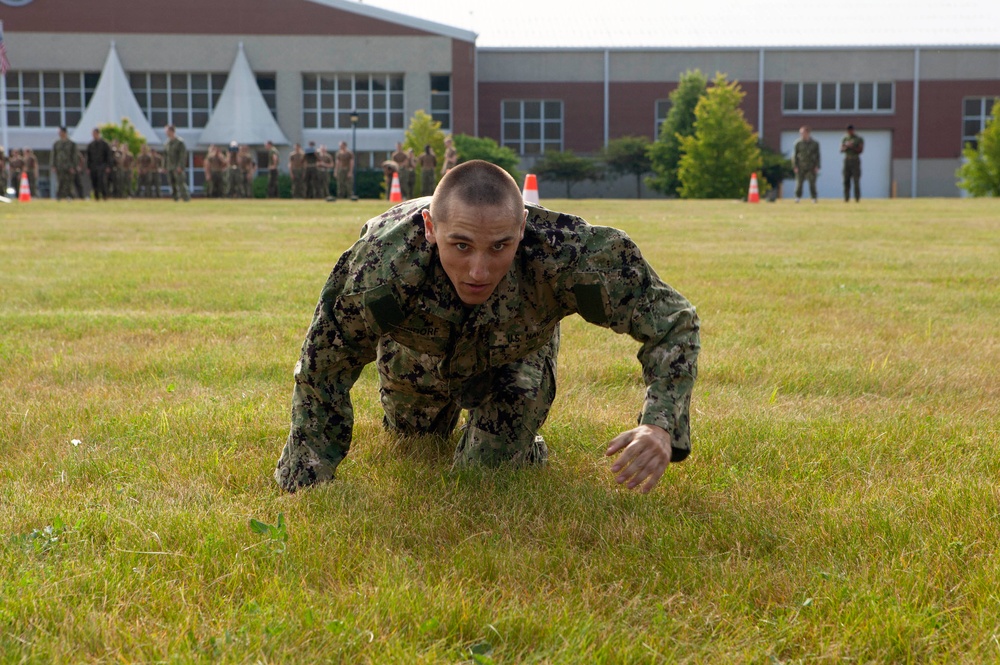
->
<box><xmin>468</xmin><ymin>253</ymin><xmax>490</xmax><ymax>281</ymax></box>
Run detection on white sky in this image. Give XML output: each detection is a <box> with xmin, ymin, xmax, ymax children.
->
<box><xmin>358</xmin><ymin>0</ymin><xmax>1000</xmax><ymax>48</ymax></box>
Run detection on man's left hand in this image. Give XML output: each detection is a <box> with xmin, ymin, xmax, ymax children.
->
<box><xmin>605</xmin><ymin>424</ymin><xmax>672</xmax><ymax>493</ymax></box>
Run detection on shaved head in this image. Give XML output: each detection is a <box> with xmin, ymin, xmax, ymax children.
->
<box><xmin>429</xmin><ymin>160</ymin><xmax>524</xmax><ymax>224</ymax></box>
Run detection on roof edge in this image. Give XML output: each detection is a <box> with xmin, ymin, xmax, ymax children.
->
<box><xmin>305</xmin><ymin>0</ymin><xmax>477</xmax><ymax>43</ymax></box>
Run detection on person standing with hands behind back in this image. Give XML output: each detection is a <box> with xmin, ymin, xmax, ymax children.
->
<box><xmin>841</xmin><ymin>124</ymin><xmax>864</xmax><ymax>202</ymax></box>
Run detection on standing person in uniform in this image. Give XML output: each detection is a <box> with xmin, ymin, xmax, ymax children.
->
<box><xmin>288</xmin><ymin>143</ymin><xmax>306</xmax><ymax>199</ymax></box>
<box><xmin>335</xmin><ymin>141</ymin><xmax>354</xmax><ymax>200</ymax></box>
<box><xmin>207</xmin><ymin>144</ymin><xmax>228</xmax><ymax>198</ymax></box>
<box><xmin>304</xmin><ymin>141</ymin><xmax>320</xmax><ymax>199</ymax></box>
<box><xmin>137</xmin><ymin>144</ymin><xmax>155</xmax><ymax>198</ymax></box>
<box><xmin>417</xmin><ymin>144</ymin><xmax>437</xmax><ymax>197</ymax></box>
<box><xmin>164</xmin><ymin>124</ymin><xmax>190</xmax><ymax>202</ymax></box>
<box><xmin>51</xmin><ymin>127</ymin><xmax>79</xmax><ymax>200</ymax></box>
<box><xmin>86</xmin><ymin>129</ymin><xmax>113</xmax><ymax>201</ymax></box>
<box><xmin>318</xmin><ymin>145</ymin><xmax>334</xmax><ymax>199</ymax></box>
<box><xmin>203</xmin><ymin>145</ymin><xmax>217</xmax><ymax>198</ymax></box>
<box><xmin>8</xmin><ymin>149</ymin><xmax>23</xmax><ymax>193</ymax></box>
<box><xmin>442</xmin><ymin>135</ymin><xmax>458</xmax><ymax>174</ymax></box>
<box><xmin>225</xmin><ymin>141</ymin><xmax>242</xmax><ymax>198</ymax></box>
<box><xmin>152</xmin><ymin>147</ymin><xmax>164</xmax><ymax>198</ymax></box>
<box><xmin>238</xmin><ymin>144</ymin><xmax>256</xmax><ymax>198</ymax></box>
<box><xmin>841</xmin><ymin>124</ymin><xmax>864</xmax><ymax>203</ymax></box>
<box><xmin>73</xmin><ymin>150</ymin><xmax>87</xmax><ymax>199</ymax></box>
<box><xmin>273</xmin><ymin>160</ymin><xmax>700</xmax><ymax>494</ymax></box>
<box><xmin>792</xmin><ymin>125</ymin><xmax>821</xmax><ymax>203</ymax></box>
<box><xmin>23</xmin><ymin>148</ymin><xmax>39</xmax><ymax>197</ymax></box>
<box><xmin>392</xmin><ymin>142</ymin><xmax>411</xmax><ymax>200</ymax></box>
<box><xmin>0</xmin><ymin>146</ymin><xmax>7</xmax><ymax>195</ymax></box>
<box><xmin>265</xmin><ymin>140</ymin><xmax>280</xmax><ymax>198</ymax></box>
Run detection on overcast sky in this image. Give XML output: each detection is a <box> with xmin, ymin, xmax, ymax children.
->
<box><xmin>358</xmin><ymin>0</ymin><xmax>1000</xmax><ymax>48</ymax></box>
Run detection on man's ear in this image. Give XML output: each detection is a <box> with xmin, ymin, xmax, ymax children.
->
<box><xmin>519</xmin><ymin>208</ymin><xmax>528</xmax><ymax>240</ymax></box>
<box><xmin>423</xmin><ymin>209</ymin><xmax>437</xmax><ymax>246</ymax></box>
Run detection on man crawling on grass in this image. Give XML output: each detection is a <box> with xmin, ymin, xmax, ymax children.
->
<box><xmin>274</xmin><ymin>160</ymin><xmax>699</xmax><ymax>494</ymax></box>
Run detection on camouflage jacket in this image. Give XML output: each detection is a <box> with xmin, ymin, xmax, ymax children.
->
<box><xmin>51</xmin><ymin>138</ymin><xmax>78</xmax><ymax>171</ymax></box>
<box><xmin>164</xmin><ymin>137</ymin><xmax>187</xmax><ymax>171</ymax></box>
<box><xmin>793</xmin><ymin>138</ymin><xmax>821</xmax><ymax>171</ymax></box>
<box><xmin>276</xmin><ymin>198</ymin><xmax>700</xmax><ymax>490</ymax></box>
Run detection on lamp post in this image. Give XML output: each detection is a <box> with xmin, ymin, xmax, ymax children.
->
<box><xmin>349</xmin><ymin>110</ymin><xmax>359</xmax><ymax>201</ymax></box>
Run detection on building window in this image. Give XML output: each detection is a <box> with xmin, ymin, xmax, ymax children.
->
<box><xmin>430</xmin><ymin>74</ymin><xmax>451</xmax><ymax>130</ymax></box>
<box><xmin>256</xmin><ymin>74</ymin><xmax>277</xmax><ymax>121</ymax></box>
<box><xmin>129</xmin><ymin>72</ymin><xmax>227</xmax><ymax>129</ymax></box>
<box><xmin>3</xmin><ymin>71</ymin><xmax>99</xmax><ymax>128</ymax></box>
<box><xmin>302</xmin><ymin>73</ymin><xmax>404</xmax><ymax>130</ymax></box>
<box><xmin>654</xmin><ymin>99</ymin><xmax>672</xmax><ymax>137</ymax></box>
<box><xmin>783</xmin><ymin>82</ymin><xmax>894</xmax><ymax>114</ymax></box>
<box><xmin>962</xmin><ymin>97</ymin><xmax>1000</xmax><ymax>150</ymax></box>
<box><xmin>501</xmin><ymin>100</ymin><xmax>563</xmax><ymax>155</ymax></box>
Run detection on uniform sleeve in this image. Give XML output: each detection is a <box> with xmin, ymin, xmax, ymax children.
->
<box><xmin>273</xmin><ymin>250</ymin><xmax>379</xmax><ymax>492</ymax></box>
<box><xmin>573</xmin><ymin>227</ymin><xmax>700</xmax><ymax>461</ymax></box>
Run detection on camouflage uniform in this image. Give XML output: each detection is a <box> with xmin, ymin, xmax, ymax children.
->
<box><xmin>841</xmin><ymin>132</ymin><xmax>864</xmax><ymax>202</ymax></box>
<box><xmin>52</xmin><ymin>136</ymin><xmax>79</xmax><ymax>200</ymax></box>
<box><xmin>792</xmin><ymin>137</ymin><xmax>821</xmax><ymax>200</ymax></box>
<box><xmin>274</xmin><ymin>198</ymin><xmax>701</xmax><ymax>492</ymax></box>
<box><xmin>164</xmin><ymin>135</ymin><xmax>190</xmax><ymax>201</ymax></box>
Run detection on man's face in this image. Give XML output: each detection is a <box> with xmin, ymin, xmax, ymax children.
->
<box><xmin>800</xmin><ymin>128</ymin><xmax>811</xmax><ymax>141</ymax></box>
<box><xmin>165</xmin><ymin>126</ymin><xmax>175</xmax><ymax>139</ymax></box>
<box><xmin>92</xmin><ymin>130</ymin><xmax>100</xmax><ymax>140</ymax></box>
<box><xmin>423</xmin><ymin>200</ymin><xmax>526</xmax><ymax>306</ymax></box>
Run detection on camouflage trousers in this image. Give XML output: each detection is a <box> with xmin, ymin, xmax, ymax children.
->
<box><xmin>378</xmin><ymin>326</ymin><xmax>559</xmax><ymax>466</ymax></box>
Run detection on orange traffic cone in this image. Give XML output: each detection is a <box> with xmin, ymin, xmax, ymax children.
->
<box><xmin>747</xmin><ymin>172</ymin><xmax>759</xmax><ymax>203</ymax></box>
<box><xmin>18</xmin><ymin>172</ymin><xmax>31</xmax><ymax>202</ymax></box>
<box><xmin>522</xmin><ymin>173</ymin><xmax>539</xmax><ymax>205</ymax></box>
<box><xmin>389</xmin><ymin>172</ymin><xmax>403</xmax><ymax>202</ymax></box>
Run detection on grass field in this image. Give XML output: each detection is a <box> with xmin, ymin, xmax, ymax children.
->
<box><xmin>1</xmin><ymin>197</ymin><xmax>998</xmax><ymax>663</ymax></box>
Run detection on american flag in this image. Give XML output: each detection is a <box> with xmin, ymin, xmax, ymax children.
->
<box><xmin>0</xmin><ymin>25</ymin><xmax>11</xmax><ymax>75</ymax></box>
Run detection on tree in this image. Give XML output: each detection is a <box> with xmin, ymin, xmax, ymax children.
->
<box><xmin>957</xmin><ymin>100</ymin><xmax>1000</xmax><ymax>197</ymax></box>
<box><xmin>452</xmin><ymin>134</ymin><xmax>522</xmax><ymax>184</ymax></box>
<box><xmin>601</xmin><ymin>135</ymin><xmax>652</xmax><ymax>198</ymax></box>
<box><xmin>404</xmin><ymin>110</ymin><xmax>447</xmax><ymax>194</ymax></box>
<box><xmin>646</xmin><ymin>69</ymin><xmax>707</xmax><ymax>197</ymax></box>
<box><xmin>100</xmin><ymin>117</ymin><xmax>147</xmax><ymax>156</ymax></box>
<box><xmin>677</xmin><ymin>73</ymin><xmax>762</xmax><ymax>199</ymax></box>
<box><xmin>533</xmin><ymin>151</ymin><xmax>602</xmax><ymax>198</ymax></box>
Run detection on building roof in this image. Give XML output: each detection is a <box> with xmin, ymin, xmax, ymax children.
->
<box><xmin>198</xmin><ymin>43</ymin><xmax>290</xmax><ymax>146</ymax></box>
<box><xmin>69</xmin><ymin>41</ymin><xmax>161</xmax><ymax>145</ymax></box>
<box><xmin>305</xmin><ymin>0</ymin><xmax>476</xmax><ymax>42</ymax></box>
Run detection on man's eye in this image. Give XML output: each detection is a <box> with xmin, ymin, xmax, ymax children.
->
<box><xmin>492</xmin><ymin>243</ymin><xmax>506</xmax><ymax>251</ymax></box>
<box><xmin>455</xmin><ymin>243</ymin><xmax>469</xmax><ymax>251</ymax></box>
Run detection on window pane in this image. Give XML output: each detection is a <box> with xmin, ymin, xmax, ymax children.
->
<box><xmin>338</xmin><ymin>111</ymin><xmax>353</xmax><ymax>127</ymax></box>
<box><xmin>338</xmin><ymin>92</ymin><xmax>353</xmax><ymax>108</ymax></box>
<box><xmin>150</xmin><ymin>73</ymin><xmax>168</xmax><ymax>89</ymax></box>
<box><xmin>782</xmin><ymin>83</ymin><xmax>798</xmax><ymax>111</ymax></box>
<box><xmin>389</xmin><ymin>95</ymin><xmax>404</xmax><ymax>110</ymax></box>
<box><xmin>303</xmin><ymin>92</ymin><xmax>317</xmax><ymax>110</ymax></box>
<box><xmin>45</xmin><ymin>110</ymin><xmax>62</xmax><ymax>126</ymax></box>
<box><xmin>303</xmin><ymin>74</ymin><xmax>317</xmax><ymax>90</ymax></box>
<box><xmin>152</xmin><ymin>92</ymin><xmax>168</xmax><ymax>107</ymax></box>
<box><xmin>356</xmin><ymin>96</ymin><xmax>369</xmax><ymax>110</ymax></box>
<box><xmin>22</xmin><ymin>72</ymin><xmax>39</xmax><ymax>88</ymax></box>
<box><xmin>173</xmin><ymin>114</ymin><xmax>189</xmax><ymax>128</ymax></box>
<box><xmin>964</xmin><ymin>119</ymin><xmax>982</xmax><ymax>137</ymax></box>
<box><xmin>372</xmin><ymin>112</ymin><xmax>387</xmax><ymax>128</ymax></box>
<box><xmin>430</xmin><ymin>75</ymin><xmax>450</xmax><ymax>92</ymax></box>
<box><xmin>390</xmin><ymin>112</ymin><xmax>404</xmax><ymax>128</ymax></box>
<box><xmin>211</xmin><ymin>74</ymin><xmax>227</xmax><ymax>90</ymax></box>
<box><xmin>544</xmin><ymin>102</ymin><xmax>561</xmax><ymax>120</ymax></box>
<box><xmin>191</xmin><ymin>74</ymin><xmax>208</xmax><ymax>90</ymax></box>
<box><xmin>356</xmin><ymin>76</ymin><xmax>370</xmax><ymax>91</ymax></box>
<box><xmin>130</xmin><ymin>72</ymin><xmax>147</xmax><ymax>88</ymax></box>
<box><xmin>544</xmin><ymin>141</ymin><xmax>561</xmax><ymax>152</ymax></box>
<box><xmin>192</xmin><ymin>111</ymin><xmax>209</xmax><ymax>127</ymax></box>
<box><xmin>151</xmin><ymin>111</ymin><xmax>169</xmax><ymax>126</ymax></box>
<box><xmin>25</xmin><ymin>110</ymin><xmax>40</xmax><ymax>126</ymax></box>
<box><xmin>65</xmin><ymin>110</ymin><xmax>81</xmax><ymax>127</ymax></box>
<box><xmin>373</xmin><ymin>92</ymin><xmax>386</xmax><ymax>108</ymax></box>
<box><xmin>389</xmin><ymin>76</ymin><xmax>404</xmax><ymax>91</ymax></box>
<box><xmin>84</xmin><ymin>72</ymin><xmax>101</xmax><ymax>89</ymax></box>
<box><xmin>43</xmin><ymin>72</ymin><xmax>61</xmax><ymax>88</ymax></box>
<box><xmin>524</xmin><ymin>123</ymin><xmax>541</xmax><ymax>140</ymax></box>
<box><xmin>524</xmin><ymin>101</ymin><xmax>541</xmax><ymax>119</ymax></box>
<box><xmin>840</xmin><ymin>83</ymin><xmax>855</xmax><ymax>110</ymax></box>
<box><xmin>431</xmin><ymin>96</ymin><xmax>448</xmax><ymax>111</ymax></box>
<box><xmin>320</xmin><ymin>76</ymin><xmax>336</xmax><ymax>91</ymax></box>
<box><xmin>876</xmin><ymin>83</ymin><xmax>892</xmax><ymax>110</ymax></box>
<box><xmin>170</xmin><ymin>73</ymin><xmax>187</xmax><ymax>89</ymax></box>
<box><xmin>821</xmin><ymin>83</ymin><xmax>837</xmax><ymax>110</ymax></box>
<box><xmin>64</xmin><ymin>91</ymin><xmax>81</xmax><ymax>108</ymax></box>
<box><xmin>858</xmin><ymin>83</ymin><xmax>874</xmax><ymax>109</ymax></box>
<box><xmin>44</xmin><ymin>91</ymin><xmax>61</xmax><ymax>108</ymax></box>
<box><xmin>503</xmin><ymin>101</ymin><xmax>520</xmax><ymax>118</ymax></box>
<box><xmin>372</xmin><ymin>77</ymin><xmax>386</xmax><ymax>92</ymax></box>
<box><xmin>321</xmin><ymin>111</ymin><xmax>336</xmax><ymax>127</ymax></box>
<box><xmin>191</xmin><ymin>92</ymin><xmax>208</xmax><ymax>108</ymax></box>
<box><xmin>544</xmin><ymin>123</ymin><xmax>560</xmax><ymax>140</ymax></box>
<box><xmin>171</xmin><ymin>91</ymin><xmax>188</xmax><ymax>108</ymax></box>
<box><xmin>523</xmin><ymin>143</ymin><xmax>541</xmax><ymax>155</ymax></box>
<box><xmin>303</xmin><ymin>111</ymin><xmax>317</xmax><ymax>128</ymax></box>
<box><xmin>801</xmin><ymin>83</ymin><xmax>818</xmax><ymax>110</ymax></box>
<box><xmin>320</xmin><ymin>93</ymin><xmax>335</xmax><ymax>109</ymax></box>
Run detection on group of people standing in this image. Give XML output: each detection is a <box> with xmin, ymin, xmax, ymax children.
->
<box><xmin>792</xmin><ymin>124</ymin><xmax>865</xmax><ymax>203</ymax></box>
<box><xmin>285</xmin><ymin>141</ymin><xmax>352</xmax><ymax>199</ymax></box>
<box><xmin>0</xmin><ymin>146</ymin><xmax>40</xmax><ymax>197</ymax></box>
<box><xmin>47</xmin><ymin>125</ymin><xmax>190</xmax><ymax>201</ymax></box>
<box><xmin>380</xmin><ymin>136</ymin><xmax>458</xmax><ymax>201</ymax></box>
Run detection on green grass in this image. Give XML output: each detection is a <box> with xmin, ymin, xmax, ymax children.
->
<box><xmin>1</xmin><ymin>197</ymin><xmax>998</xmax><ymax>663</ymax></box>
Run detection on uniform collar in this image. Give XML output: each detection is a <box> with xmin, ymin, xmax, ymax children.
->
<box><xmin>418</xmin><ymin>249</ymin><xmax>522</xmax><ymax>328</ymax></box>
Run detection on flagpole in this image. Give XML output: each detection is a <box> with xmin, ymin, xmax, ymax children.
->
<box><xmin>1</xmin><ymin>21</ymin><xmax>8</xmax><ymax>154</ymax></box>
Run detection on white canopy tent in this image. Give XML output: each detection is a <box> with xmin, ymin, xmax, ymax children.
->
<box><xmin>70</xmin><ymin>41</ymin><xmax>160</xmax><ymax>145</ymax></box>
<box><xmin>198</xmin><ymin>43</ymin><xmax>289</xmax><ymax>146</ymax></box>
